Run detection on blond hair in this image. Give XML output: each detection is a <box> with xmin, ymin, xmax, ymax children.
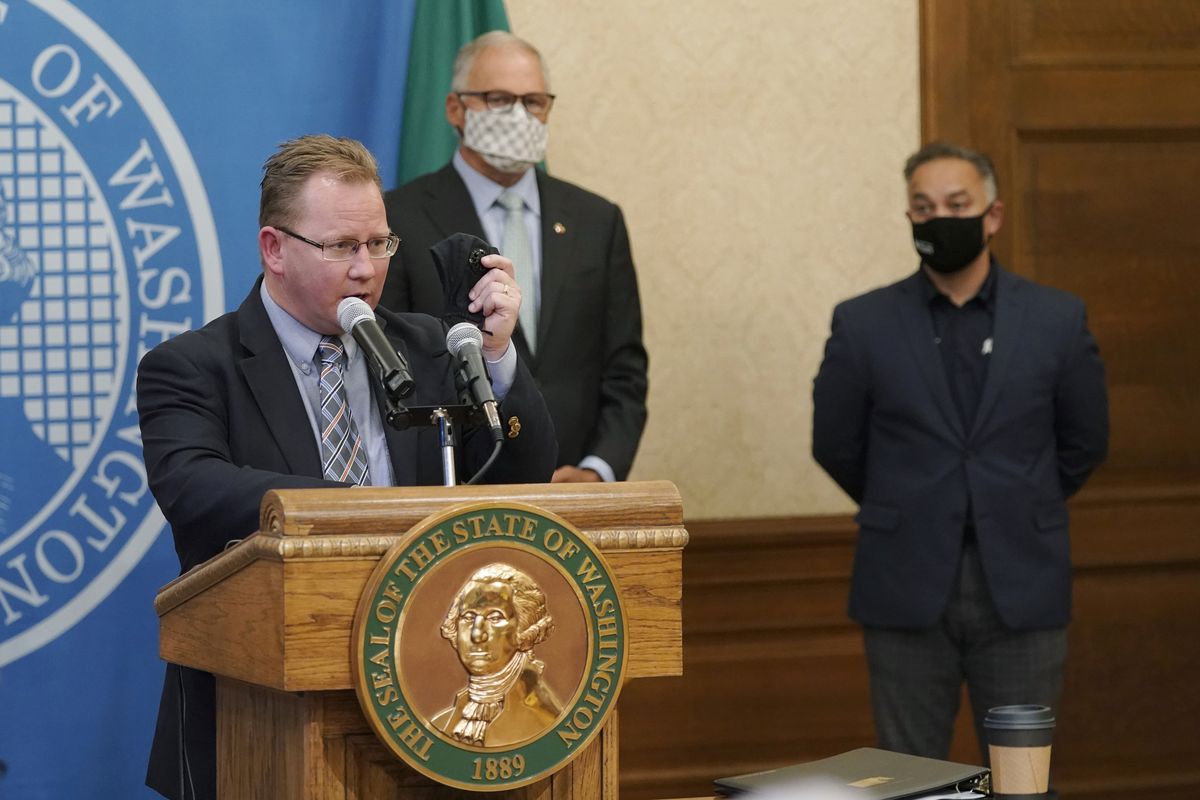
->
<box><xmin>259</xmin><ymin>134</ymin><xmax>380</xmax><ymax>228</ymax></box>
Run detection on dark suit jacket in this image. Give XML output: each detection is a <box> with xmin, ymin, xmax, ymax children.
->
<box><xmin>812</xmin><ymin>264</ymin><xmax>1108</xmax><ymax>632</ymax></box>
<box><xmin>139</xmin><ymin>279</ymin><xmax>556</xmax><ymax>799</ymax></box>
<box><xmin>380</xmin><ymin>163</ymin><xmax>648</xmax><ymax>480</ymax></box>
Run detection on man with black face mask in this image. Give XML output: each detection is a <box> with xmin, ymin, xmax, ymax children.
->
<box><xmin>812</xmin><ymin>142</ymin><xmax>1109</xmax><ymax>770</ymax></box>
<box><xmin>381</xmin><ymin>31</ymin><xmax>648</xmax><ymax>487</ymax></box>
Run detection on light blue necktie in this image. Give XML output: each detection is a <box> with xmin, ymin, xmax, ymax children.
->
<box><xmin>498</xmin><ymin>189</ymin><xmax>538</xmax><ymax>354</ymax></box>
<box><xmin>316</xmin><ymin>336</ymin><xmax>370</xmax><ymax>485</ymax></box>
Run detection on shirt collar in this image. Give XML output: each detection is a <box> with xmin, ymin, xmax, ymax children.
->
<box><xmin>260</xmin><ymin>279</ymin><xmax>360</xmax><ymax>368</ymax></box>
<box><xmin>919</xmin><ymin>257</ymin><xmax>998</xmax><ymax>310</ymax></box>
<box><xmin>452</xmin><ymin>149</ymin><xmax>541</xmax><ymax>220</ymax></box>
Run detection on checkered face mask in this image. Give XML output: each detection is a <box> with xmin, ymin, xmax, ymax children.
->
<box><xmin>462</xmin><ymin>105</ymin><xmax>548</xmax><ymax>174</ymax></box>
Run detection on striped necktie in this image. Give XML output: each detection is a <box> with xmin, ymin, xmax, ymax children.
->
<box><xmin>497</xmin><ymin>189</ymin><xmax>538</xmax><ymax>354</ymax></box>
<box><xmin>316</xmin><ymin>335</ymin><xmax>370</xmax><ymax>485</ymax></box>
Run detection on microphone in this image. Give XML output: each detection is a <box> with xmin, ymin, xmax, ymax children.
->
<box><xmin>445</xmin><ymin>322</ymin><xmax>503</xmax><ymax>442</ymax></box>
<box><xmin>337</xmin><ymin>298</ymin><xmax>415</xmax><ymax>401</ymax></box>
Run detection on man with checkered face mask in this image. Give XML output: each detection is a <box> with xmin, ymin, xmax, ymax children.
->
<box><xmin>459</xmin><ymin>78</ymin><xmax>548</xmax><ymax>175</ymax></box>
<box><xmin>382</xmin><ymin>31</ymin><xmax>649</xmax><ymax>486</ymax></box>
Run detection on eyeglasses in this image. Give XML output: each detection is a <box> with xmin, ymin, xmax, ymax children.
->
<box><xmin>277</xmin><ymin>227</ymin><xmax>400</xmax><ymax>261</ymax></box>
<box><xmin>457</xmin><ymin>90</ymin><xmax>556</xmax><ymax>117</ymax></box>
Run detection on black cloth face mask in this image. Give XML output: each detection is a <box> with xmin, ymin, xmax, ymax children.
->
<box><xmin>911</xmin><ymin>206</ymin><xmax>991</xmax><ymax>274</ymax></box>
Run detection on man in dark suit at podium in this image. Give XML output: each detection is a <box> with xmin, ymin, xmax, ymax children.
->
<box><xmin>812</xmin><ymin>142</ymin><xmax>1109</xmax><ymax>762</ymax></box>
<box><xmin>138</xmin><ymin>134</ymin><xmax>556</xmax><ymax>799</ymax></box>
<box><xmin>381</xmin><ymin>31</ymin><xmax>648</xmax><ymax>485</ymax></box>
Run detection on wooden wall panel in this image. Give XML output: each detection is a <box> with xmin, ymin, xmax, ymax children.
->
<box><xmin>616</xmin><ymin>516</ymin><xmax>867</xmax><ymax>799</ymax></box>
<box><xmin>1011</xmin><ymin>0</ymin><xmax>1200</xmax><ymax>66</ymax></box>
<box><xmin>617</xmin><ymin>486</ymin><xmax>1200</xmax><ymax>800</ymax></box>
<box><xmin>1015</xmin><ymin>139</ymin><xmax>1200</xmax><ymax>479</ymax></box>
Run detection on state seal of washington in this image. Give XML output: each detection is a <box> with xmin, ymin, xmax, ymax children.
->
<box><xmin>0</xmin><ymin>0</ymin><xmax>221</xmax><ymax>666</ymax></box>
<box><xmin>353</xmin><ymin>501</ymin><xmax>628</xmax><ymax>791</ymax></box>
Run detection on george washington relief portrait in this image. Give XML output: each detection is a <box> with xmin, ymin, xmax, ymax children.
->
<box><xmin>431</xmin><ymin>562</ymin><xmax>565</xmax><ymax>747</ymax></box>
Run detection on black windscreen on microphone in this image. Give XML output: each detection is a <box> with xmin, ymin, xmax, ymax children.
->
<box><xmin>337</xmin><ymin>298</ymin><xmax>414</xmax><ymax>400</ymax></box>
<box><xmin>446</xmin><ymin>322</ymin><xmax>503</xmax><ymax>442</ymax></box>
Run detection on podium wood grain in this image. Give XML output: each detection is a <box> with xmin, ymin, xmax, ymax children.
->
<box><xmin>216</xmin><ymin>679</ymin><xmax>620</xmax><ymax>799</ymax></box>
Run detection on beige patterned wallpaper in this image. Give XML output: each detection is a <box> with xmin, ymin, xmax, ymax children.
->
<box><xmin>507</xmin><ymin>0</ymin><xmax>920</xmax><ymax>518</ymax></box>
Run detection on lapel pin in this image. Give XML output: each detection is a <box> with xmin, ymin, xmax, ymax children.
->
<box><xmin>553</xmin><ymin>222</ymin><xmax>566</xmax><ymax>235</ymax></box>
<box><xmin>507</xmin><ymin>416</ymin><xmax>522</xmax><ymax>439</ymax></box>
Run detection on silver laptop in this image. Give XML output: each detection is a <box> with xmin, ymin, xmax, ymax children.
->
<box><xmin>713</xmin><ymin>747</ymin><xmax>989</xmax><ymax>798</ymax></box>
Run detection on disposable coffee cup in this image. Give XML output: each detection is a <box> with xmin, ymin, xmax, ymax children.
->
<box><xmin>984</xmin><ymin>705</ymin><xmax>1055</xmax><ymax>798</ymax></box>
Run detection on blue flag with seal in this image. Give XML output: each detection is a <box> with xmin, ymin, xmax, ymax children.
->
<box><xmin>0</xmin><ymin>1</ymin><xmax>514</xmax><ymax>796</ymax></box>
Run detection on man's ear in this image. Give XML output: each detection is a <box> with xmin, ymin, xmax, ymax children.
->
<box><xmin>445</xmin><ymin>91</ymin><xmax>465</xmax><ymax>130</ymax></box>
<box><xmin>259</xmin><ymin>227</ymin><xmax>285</xmax><ymax>276</ymax></box>
<box><xmin>984</xmin><ymin>200</ymin><xmax>1005</xmax><ymax>238</ymax></box>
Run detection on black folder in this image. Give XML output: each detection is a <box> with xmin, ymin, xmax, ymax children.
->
<box><xmin>713</xmin><ymin>747</ymin><xmax>989</xmax><ymax>798</ymax></box>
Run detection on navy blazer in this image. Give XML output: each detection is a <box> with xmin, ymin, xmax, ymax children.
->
<box><xmin>381</xmin><ymin>163</ymin><xmax>648</xmax><ymax>480</ymax></box>
<box><xmin>813</xmin><ymin>265</ymin><xmax>1108</xmax><ymax>631</ymax></box>
<box><xmin>139</xmin><ymin>280</ymin><xmax>556</xmax><ymax>799</ymax></box>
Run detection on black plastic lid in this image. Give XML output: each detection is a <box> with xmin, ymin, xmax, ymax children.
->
<box><xmin>984</xmin><ymin>704</ymin><xmax>1055</xmax><ymax>730</ymax></box>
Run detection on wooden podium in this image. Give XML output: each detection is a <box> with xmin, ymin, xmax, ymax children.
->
<box><xmin>154</xmin><ymin>481</ymin><xmax>687</xmax><ymax>799</ymax></box>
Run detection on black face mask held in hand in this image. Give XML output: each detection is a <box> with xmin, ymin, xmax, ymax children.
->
<box><xmin>429</xmin><ymin>232</ymin><xmax>499</xmax><ymax>328</ymax></box>
<box><xmin>911</xmin><ymin>206</ymin><xmax>991</xmax><ymax>274</ymax></box>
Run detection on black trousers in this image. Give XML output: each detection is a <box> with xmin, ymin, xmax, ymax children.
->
<box><xmin>146</xmin><ymin>664</ymin><xmax>215</xmax><ymax>800</ymax></box>
<box><xmin>862</xmin><ymin>542</ymin><xmax>1067</xmax><ymax>765</ymax></box>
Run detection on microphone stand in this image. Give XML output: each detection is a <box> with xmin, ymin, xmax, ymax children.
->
<box><xmin>432</xmin><ymin>408</ymin><xmax>456</xmax><ymax>487</ymax></box>
<box><xmin>370</xmin><ymin>348</ymin><xmax>502</xmax><ymax>487</ymax></box>
<box><xmin>379</xmin><ymin>391</ymin><xmax>491</xmax><ymax>487</ymax></box>
<box><xmin>370</xmin><ymin>358</ymin><xmax>457</xmax><ymax>486</ymax></box>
